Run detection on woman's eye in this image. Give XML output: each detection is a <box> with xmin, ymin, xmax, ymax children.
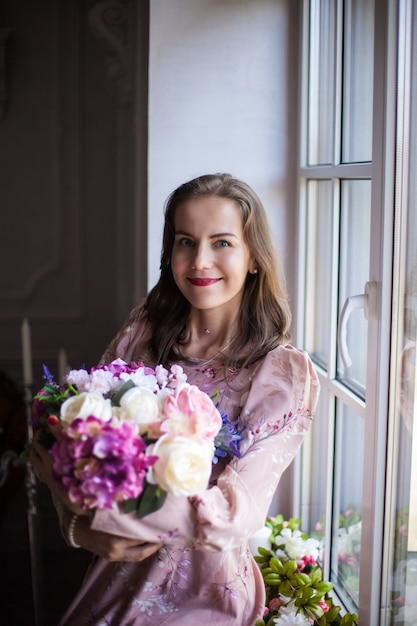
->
<box><xmin>215</xmin><ymin>240</ymin><xmax>230</xmax><ymax>248</ymax></box>
<box><xmin>178</xmin><ymin>238</ymin><xmax>194</xmax><ymax>247</ymax></box>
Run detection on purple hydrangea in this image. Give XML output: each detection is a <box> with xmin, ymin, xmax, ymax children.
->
<box><xmin>50</xmin><ymin>416</ymin><xmax>158</xmax><ymax>510</ymax></box>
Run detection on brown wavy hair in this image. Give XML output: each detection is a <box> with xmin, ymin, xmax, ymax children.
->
<box><xmin>140</xmin><ymin>173</ymin><xmax>291</xmax><ymax>370</ymax></box>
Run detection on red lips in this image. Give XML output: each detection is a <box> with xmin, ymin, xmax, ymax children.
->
<box><xmin>188</xmin><ymin>278</ymin><xmax>220</xmax><ymax>286</ymax></box>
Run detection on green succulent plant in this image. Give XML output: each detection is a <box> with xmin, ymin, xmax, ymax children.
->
<box><xmin>253</xmin><ymin>515</ymin><xmax>358</xmax><ymax>626</ymax></box>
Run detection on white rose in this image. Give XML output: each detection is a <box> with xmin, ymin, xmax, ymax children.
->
<box><xmin>60</xmin><ymin>392</ymin><xmax>113</xmax><ymax>426</ymax></box>
<box><xmin>147</xmin><ymin>435</ymin><xmax>213</xmax><ymax>497</ymax></box>
<box><xmin>119</xmin><ymin>386</ymin><xmax>162</xmax><ymax>434</ymax></box>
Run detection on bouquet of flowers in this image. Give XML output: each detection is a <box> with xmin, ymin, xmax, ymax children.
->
<box><xmin>26</xmin><ymin>359</ymin><xmax>241</xmax><ymax>518</ymax></box>
<box><xmin>253</xmin><ymin>515</ymin><xmax>358</xmax><ymax>626</ymax></box>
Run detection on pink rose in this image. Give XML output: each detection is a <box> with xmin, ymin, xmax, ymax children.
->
<box><xmin>160</xmin><ymin>384</ymin><xmax>222</xmax><ymax>442</ymax></box>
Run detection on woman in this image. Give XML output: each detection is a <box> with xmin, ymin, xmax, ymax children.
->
<box><xmin>31</xmin><ymin>173</ymin><xmax>319</xmax><ymax>625</ymax></box>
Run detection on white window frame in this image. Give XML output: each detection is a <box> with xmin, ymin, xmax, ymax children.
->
<box><xmin>295</xmin><ymin>0</ymin><xmax>398</xmax><ymax>622</ymax></box>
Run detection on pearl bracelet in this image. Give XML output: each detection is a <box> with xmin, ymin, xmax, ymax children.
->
<box><xmin>68</xmin><ymin>513</ymin><xmax>81</xmax><ymax>549</ymax></box>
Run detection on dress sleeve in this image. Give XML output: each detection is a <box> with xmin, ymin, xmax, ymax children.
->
<box><xmin>91</xmin><ymin>345</ymin><xmax>320</xmax><ymax>551</ymax></box>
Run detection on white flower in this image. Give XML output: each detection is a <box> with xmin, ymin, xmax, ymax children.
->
<box><xmin>154</xmin><ymin>364</ymin><xmax>187</xmax><ymax>389</ymax></box>
<box><xmin>168</xmin><ymin>364</ymin><xmax>188</xmax><ymax>386</ymax></box>
<box><xmin>275</xmin><ymin>528</ymin><xmax>319</xmax><ymax>561</ymax></box>
<box><xmin>111</xmin><ymin>358</ymin><xmax>128</xmax><ymax>366</ymax></box>
<box><xmin>85</xmin><ymin>369</ymin><xmax>116</xmax><ymax>394</ymax></box>
<box><xmin>121</xmin><ymin>368</ymin><xmax>159</xmax><ymax>392</ymax></box>
<box><xmin>155</xmin><ymin>364</ymin><xmax>169</xmax><ymax>387</ymax></box>
<box><xmin>273</xmin><ymin>602</ymin><xmax>311</xmax><ymax>625</ymax></box>
<box><xmin>60</xmin><ymin>392</ymin><xmax>113</xmax><ymax>425</ymax></box>
<box><xmin>118</xmin><ymin>386</ymin><xmax>162</xmax><ymax>434</ymax></box>
<box><xmin>66</xmin><ymin>368</ymin><xmax>90</xmax><ymax>391</ymax></box>
<box><xmin>147</xmin><ymin>435</ymin><xmax>213</xmax><ymax>496</ymax></box>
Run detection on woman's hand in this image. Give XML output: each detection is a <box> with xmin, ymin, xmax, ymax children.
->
<box><xmin>64</xmin><ymin>512</ymin><xmax>163</xmax><ymax>562</ymax></box>
<box><xmin>30</xmin><ymin>420</ymin><xmax>163</xmax><ymax>562</ymax></box>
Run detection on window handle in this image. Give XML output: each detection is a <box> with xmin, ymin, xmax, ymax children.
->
<box><xmin>338</xmin><ymin>281</ymin><xmax>378</xmax><ymax>368</ymax></box>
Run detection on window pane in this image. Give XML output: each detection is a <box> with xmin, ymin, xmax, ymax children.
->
<box><xmin>389</xmin><ymin>184</ymin><xmax>417</xmax><ymax>622</ymax></box>
<box><xmin>307</xmin><ymin>0</ymin><xmax>337</xmax><ymax>165</ymax></box>
<box><xmin>304</xmin><ymin>389</ymin><xmax>333</xmax><ymax>572</ymax></box>
<box><xmin>388</xmin><ymin>3</ymin><xmax>417</xmax><ymax>622</ymax></box>
<box><xmin>305</xmin><ymin>179</ymin><xmax>333</xmax><ymax>369</ymax></box>
<box><xmin>332</xmin><ymin>400</ymin><xmax>363</xmax><ymax>612</ymax></box>
<box><xmin>342</xmin><ymin>0</ymin><xmax>375</xmax><ymax>163</ymax></box>
<box><xmin>337</xmin><ymin>179</ymin><xmax>371</xmax><ymax>397</ymax></box>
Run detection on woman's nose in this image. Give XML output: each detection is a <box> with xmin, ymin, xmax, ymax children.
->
<box><xmin>192</xmin><ymin>244</ymin><xmax>212</xmax><ymax>269</ymax></box>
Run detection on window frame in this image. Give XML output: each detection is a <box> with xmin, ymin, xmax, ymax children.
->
<box><xmin>295</xmin><ymin>0</ymin><xmax>398</xmax><ymax>621</ymax></box>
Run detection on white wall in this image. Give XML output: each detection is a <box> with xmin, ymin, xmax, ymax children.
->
<box><xmin>148</xmin><ymin>0</ymin><xmax>300</xmax><ymax>309</ymax></box>
<box><xmin>147</xmin><ymin>0</ymin><xmax>301</xmax><ymax>517</ymax></box>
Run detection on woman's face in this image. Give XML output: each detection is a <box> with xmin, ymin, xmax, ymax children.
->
<box><xmin>171</xmin><ymin>196</ymin><xmax>254</xmax><ymax>315</ymax></box>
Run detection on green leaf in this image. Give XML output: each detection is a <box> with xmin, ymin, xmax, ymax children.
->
<box><xmin>309</xmin><ymin>566</ymin><xmax>324</xmax><ymax>585</ymax></box>
<box><xmin>308</xmin><ymin>603</ymin><xmax>325</xmax><ymax>618</ymax></box>
<box><xmin>279</xmin><ymin>579</ymin><xmax>293</xmax><ymax>596</ymax></box>
<box><xmin>269</xmin><ymin>557</ymin><xmax>284</xmax><ymax>573</ymax></box>
<box><xmin>299</xmin><ymin>586</ymin><xmax>316</xmax><ymax>602</ymax></box>
<box><xmin>136</xmin><ymin>483</ymin><xmax>167</xmax><ymax>518</ymax></box>
<box><xmin>292</xmin><ymin>573</ymin><xmax>312</xmax><ymax>586</ymax></box>
<box><xmin>123</xmin><ymin>498</ymin><xmax>139</xmax><ymax>514</ymax></box>
<box><xmin>282</xmin><ymin>560</ymin><xmax>297</xmax><ymax>576</ymax></box>
<box><xmin>315</xmin><ymin>581</ymin><xmax>334</xmax><ymax>594</ymax></box>
<box><xmin>254</xmin><ymin>555</ymin><xmax>269</xmax><ymax>564</ymax></box>
<box><xmin>287</xmin><ymin>517</ymin><xmax>301</xmax><ymax>531</ymax></box>
<box><xmin>111</xmin><ymin>380</ymin><xmax>136</xmax><ymax>406</ymax></box>
<box><xmin>264</xmin><ymin>573</ymin><xmax>281</xmax><ymax>586</ymax></box>
<box><xmin>20</xmin><ymin>443</ymin><xmax>32</xmax><ymax>461</ymax></box>
<box><xmin>339</xmin><ymin>614</ymin><xmax>358</xmax><ymax>625</ymax></box>
<box><xmin>324</xmin><ymin>605</ymin><xmax>341</xmax><ymax>622</ymax></box>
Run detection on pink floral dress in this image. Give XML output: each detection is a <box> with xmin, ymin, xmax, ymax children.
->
<box><xmin>58</xmin><ymin>317</ymin><xmax>319</xmax><ymax>626</ymax></box>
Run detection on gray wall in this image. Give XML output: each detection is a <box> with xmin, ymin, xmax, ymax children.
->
<box><xmin>0</xmin><ymin>0</ymin><xmax>148</xmax><ymax>391</ymax></box>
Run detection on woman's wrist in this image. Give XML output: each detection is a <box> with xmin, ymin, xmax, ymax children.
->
<box><xmin>67</xmin><ymin>513</ymin><xmax>81</xmax><ymax>549</ymax></box>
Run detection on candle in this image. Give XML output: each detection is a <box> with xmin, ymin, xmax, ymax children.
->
<box><xmin>58</xmin><ymin>348</ymin><xmax>69</xmax><ymax>383</ymax></box>
<box><xmin>21</xmin><ymin>317</ymin><xmax>33</xmax><ymax>387</ymax></box>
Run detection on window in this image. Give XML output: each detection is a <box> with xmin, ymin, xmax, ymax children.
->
<box><xmin>383</xmin><ymin>0</ymin><xmax>417</xmax><ymax>622</ymax></box>
<box><xmin>296</xmin><ymin>0</ymin><xmax>413</xmax><ymax>622</ymax></box>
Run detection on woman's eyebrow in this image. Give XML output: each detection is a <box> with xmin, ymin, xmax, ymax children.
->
<box><xmin>175</xmin><ymin>230</ymin><xmax>237</xmax><ymax>239</ymax></box>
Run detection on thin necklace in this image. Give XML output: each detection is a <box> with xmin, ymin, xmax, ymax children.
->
<box><xmin>187</xmin><ymin>337</ymin><xmax>234</xmax><ymax>366</ymax></box>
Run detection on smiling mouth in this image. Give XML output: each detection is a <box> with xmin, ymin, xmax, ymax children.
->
<box><xmin>188</xmin><ymin>278</ymin><xmax>221</xmax><ymax>287</ymax></box>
